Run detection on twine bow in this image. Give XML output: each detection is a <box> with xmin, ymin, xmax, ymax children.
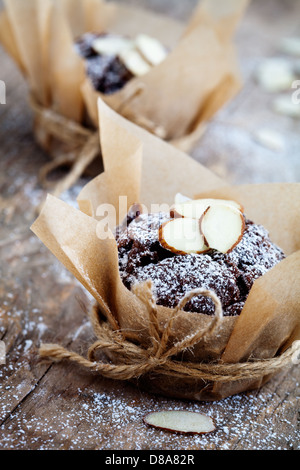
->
<box><xmin>39</xmin><ymin>281</ymin><xmax>300</xmax><ymax>384</ymax></box>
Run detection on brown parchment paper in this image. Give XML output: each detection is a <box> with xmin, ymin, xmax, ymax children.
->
<box><xmin>0</xmin><ymin>0</ymin><xmax>248</xmax><ymax>157</ymax></box>
<box><xmin>31</xmin><ymin>99</ymin><xmax>300</xmax><ymax>401</ymax></box>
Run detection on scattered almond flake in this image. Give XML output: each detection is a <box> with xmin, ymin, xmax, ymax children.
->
<box><xmin>272</xmin><ymin>95</ymin><xmax>300</xmax><ymax>118</ymax></box>
<box><xmin>0</xmin><ymin>378</ymin><xmax>298</xmax><ymax>450</ymax></box>
<box><xmin>255</xmin><ymin>58</ymin><xmax>296</xmax><ymax>92</ymax></box>
<box><xmin>253</xmin><ymin>128</ymin><xmax>285</xmax><ymax>152</ymax></box>
<box><xmin>279</xmin><ymin>37</ymin><xmax>300</xmax><ymax>56</ymax></box>
<box><xmin>144</xmin><ymin>410</ymin><xmax>216</xmax><ymax>434</ymax></box>
<box><xmin>191</xmin><ymin>120</ymin><xmax>300</xmax><ymax>184</ymax></box>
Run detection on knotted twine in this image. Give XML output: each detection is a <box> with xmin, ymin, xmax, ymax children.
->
<box><xmin>30</xmin><ymin>96</ymin><xmax>100</xmax><ymax>198</ymax></box>
<box><xmin>39</xmin><ymin>281</ymin><xmax>300</xmax><ymax>384</ymax></box>
<box><xmin>29</xmin><ymin>85</ymin><xmax>167</xmax><ymax>198</ymax></box>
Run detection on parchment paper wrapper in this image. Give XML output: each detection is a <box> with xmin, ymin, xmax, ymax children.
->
<box><xmin>31</xmin><ymin>99</ymin><xmax>300</xmax><ymax>401</ymax></box>
<box><xmin>0</xmin><ymin>0</ymin><xmax>248</xmax><ymax>194</ymax></box>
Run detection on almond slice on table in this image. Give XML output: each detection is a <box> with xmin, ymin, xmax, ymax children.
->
<box><xmin>143</xmin><ymin>410</ymin><xmax>216</xmax><ymax>435</ymax></box>
<box><xmin>200</xmin><ymin>205</ymin><xmax>245</xmax><ymax>254</ymax></box>
<box><xmin>92</xmin><ymin>35</ymin><xmax>134</xmax><ymax>56</ymax></box>
<box><xmin>171</xmin><ymin>198</ymin><xmax>243</xmax><ymax>219</ymax></box>
<box><xmin>135</xmin><ymin>34</ymin><xmax>168</xmax><ymax>66</ymax></box>
<box><xmin>280</xmin><ymin>36</ymin><xmax>300</xmax><ymax>56</ymax></box>
<box><xmin>159</xmin><ymin>217</ymin><xmax>209</xmax><ymax>255</ymax></box>
<box><xmin>255</xmin><ymin>58</ymin><xmax>295</xmax><ymax>92</ymax></box>
<box><xmin>118</xmin><ymin>48</ymin><xmax>152</xmax><ymax>76</ymax></box>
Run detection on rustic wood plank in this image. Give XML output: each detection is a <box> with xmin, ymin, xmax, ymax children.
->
<box><xmin>0</xmin><ymin>0</ymin><xmax>299</xmax><ymax>450</ymax></box>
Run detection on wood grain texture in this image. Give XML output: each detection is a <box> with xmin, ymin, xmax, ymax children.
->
<box><xmin>0</xmin><ymin>0</ymin><xmax>299</xmax><ymax>450</ymax></box>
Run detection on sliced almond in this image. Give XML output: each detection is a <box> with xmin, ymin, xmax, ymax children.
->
<box><xmin>253</xmin><ymin>128</ymin><xmax>285</xmax><ymax>152</ymax></box>
<box><xmin>200</xmin><ymin>205</ymin><xmax>245</xmax><ymax>254</ymax></box>
<box><xmin>118</xmin><ymin>48</ymin><xmax>152</xmax><ymax>76</ymax></box>
<box><xmin>143</xmin><ymin>410</ymin><xmax>216</xmax><ymax>435</ymax></box>
<box><xmin>135</xmin><ymin>34</ymin><xmax>168</xmax><ymax>66</ymax></box>
<box><xmin>273</xmin><ymin>95</ymin><xmax>300</xmax><ymax>118</ymax></box>
<box><xmin>171</xmin><ymin>198</ymin><xmax>243</xmax><ymax>220</ymax></box>
<box><xmin>174</xmin><ymin>193</ymin><xmax>192</xmax><ymax>205</ymax></box>
<box><xmin>159</xmin><ymin>217</ymin><xmax>209</xmax><ymax>255</ymax></box>
<box><xmin>256</xmin><ymin>58</ymin><xmax>295</xmax><ymax>92</ymax></box>
<box><xmin>92</xmin><ymin>35</ymin><xmax>133</xmax><ymax>56</ymax></box>
<box><xmin>280</xmin><ymin>37</ymin><xmax>300</xmax><ymax>56</ymax></box>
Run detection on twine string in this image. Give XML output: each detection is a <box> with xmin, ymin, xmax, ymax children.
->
<box><xmin>39</xmin><ymin>281</ymin><xmax>300</xmax><ymax>383</ymax></box>
<box><xmin>29</xmin><ymin>92</ymin><xmax>166</xmax><ymax>197</ymax></box>
<box><xmin>38</xmin><ymin>152</ymin><xmax>77</xmax><ymax>190</ymax></box>
<box><xmin>30</xmin><ymin>95</ymin><xmax>100</xmax><ymax>197</ymax></box>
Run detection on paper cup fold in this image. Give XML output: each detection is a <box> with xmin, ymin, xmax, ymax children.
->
<box><xmin>1</xmin><ymin>0</ymin><xmax>247</xmax><ymax>194</ymax></box>
<box><xmin>31</xmin><ymin>99</ymin><xmax>300</xmax><ymax>400</ymax></box>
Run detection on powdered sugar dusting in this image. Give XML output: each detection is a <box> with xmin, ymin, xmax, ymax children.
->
<box><xmin>117</xmin><ymin>212</ymin><xmax>285</xmax><ymax>316</ymax></box>
<box><xmin>0</xmin><ymin>372</ymin><xmax>298</xmax><ymax>450</ymax></box>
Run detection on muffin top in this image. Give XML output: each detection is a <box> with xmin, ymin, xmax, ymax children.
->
<box><xmin>75</xmin><ymin>32</ymin><xmax>168</xmax><ymax>95</ymax></box>
<box><xmin>116</xmin><ymin>210</ymin><xmax>285</xmax><ymax>316</ymax></box>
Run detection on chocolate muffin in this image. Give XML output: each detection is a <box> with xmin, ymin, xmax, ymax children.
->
<box><xmin>116</xmin><ymin>207</ymin><xmax>285</xmax><ymax>317</ymax></box>
<box><xmin>75</xmin><ymin>33</ymin><xmax>134</xmax><ymax>94</ymax></box>
<box><xmin>75</xmin><ymin>32</ymin><xmax>168</xmax><ymax>95</ymax></box>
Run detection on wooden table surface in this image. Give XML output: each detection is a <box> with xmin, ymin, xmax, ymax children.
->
<box><xmin>0</xmin><ymin>0</ymin><xmax>299</xmax><ymax>451</ymax></box>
